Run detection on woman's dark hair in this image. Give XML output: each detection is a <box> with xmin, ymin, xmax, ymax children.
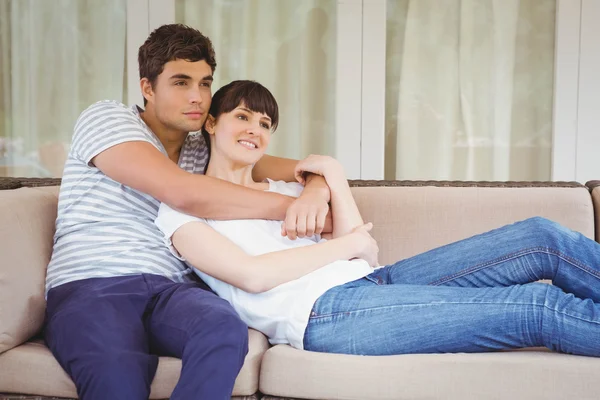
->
<box><xmin>202</xmin><ymin>80</ymin><xmax>279</xmax><ymax>152</ymax></box>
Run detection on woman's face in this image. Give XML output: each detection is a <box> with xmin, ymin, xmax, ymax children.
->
<box><xmin>207</xmin><ymin>103</ymin><xmax>273</xmax><ymax>166</ymax></box>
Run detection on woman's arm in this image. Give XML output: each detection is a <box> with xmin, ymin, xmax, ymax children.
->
<box><xmin>325</xmin><ymin>166</ymin><xmax>364</xmax><ymax>239</ymax></box>
<box><xmin>294</xmin><ymin>155</ymin><xmax>364</xmax><ymax>239</ymax></box>
<box><xmin>172</xmin><ymin>220</ymin><xmax>370</xmax><ymax>294</ymax></box>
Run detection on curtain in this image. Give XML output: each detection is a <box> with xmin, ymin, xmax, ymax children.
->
<box><xmin>176</xmin><ymin>0</ymin><xmax>337</xmax><ymax>161</ymax></box>
<box><xmin>385</xmin><ymin>0</ymin><xmax>555</xmax><ymax>181</ymax></box>
<box><xmin>0</xmin><ymin>0</ymin><xmax>126</xmax><ymax>177</ymax></box>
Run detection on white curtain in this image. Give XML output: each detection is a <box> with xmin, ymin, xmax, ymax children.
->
<box><xmin>176</xmin><ymin>0</ymin><xmax>337</xmax><ymax>161</ymax></box>
<box><xmin>0</xmin><ymin>0</ymin><xmax>126</xmax><ymax>177</ymax></box>
<box><xmin>385</xmin><ymin>0</ymin><xmax>555</xmax><ymax>181</ymax></box>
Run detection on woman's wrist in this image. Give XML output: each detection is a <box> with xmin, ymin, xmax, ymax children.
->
<box><xmin>340</xmin><ymin>231</ymin><xmax>364</xmax><ymax>259</ymax></box>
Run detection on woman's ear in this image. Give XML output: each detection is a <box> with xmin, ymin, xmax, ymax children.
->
<box><xmin>205</xmin><ymin>114</ymin><xmax>216</xmax><ymax>135</ymax></box>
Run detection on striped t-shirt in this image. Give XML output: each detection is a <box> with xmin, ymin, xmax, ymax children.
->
<box><xmin>45</xmin><ymin>100</ymin><xmax>209</xmax><ymax>292</ymax></box>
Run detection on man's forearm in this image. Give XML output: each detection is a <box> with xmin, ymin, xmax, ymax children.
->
<box><xmin>252</xmin><ymin>154</ymin><xmax>298</xmax><ymax>182</ymax></box>
<box><xmin>175</xmin><ymin>174</ymin><xmax>293</xmax><ymax>220</ymax></box>
<box><xmin>304</xmin><ymin>173</ymin><xmax>331</xmax><ymax>202</ymax></box>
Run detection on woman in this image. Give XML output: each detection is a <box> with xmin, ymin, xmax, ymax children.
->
<box><xmin>156</xmin><ymin>80</ymin><xmax>600</xmax><ymax>356</ymax></box>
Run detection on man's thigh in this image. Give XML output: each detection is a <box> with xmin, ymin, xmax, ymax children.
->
<box><xmin>44</xmin><ymin>276</ymin><xmax>156</xmax><ymax>377</ymax></box>
<box><xmin>146</xmin><ymin>279</ymin><xmax>247</xmax><ymax>358</ymax></box>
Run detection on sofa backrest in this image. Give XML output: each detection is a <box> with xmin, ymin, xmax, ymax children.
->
<box><xmin>0</xmin><ymin>186</ymin><xmax>59</xmax><ymax>354</ymax></box>
<box><xmin>351</xmin><ymin>185</ymin><xmax>595</xmax><ymax>265</ymax></box>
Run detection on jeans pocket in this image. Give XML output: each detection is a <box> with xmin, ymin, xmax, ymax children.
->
<box><xmin>364</xmin><ymin>270</ymin><xmax>386</xmax><ymax>285</ymax></box>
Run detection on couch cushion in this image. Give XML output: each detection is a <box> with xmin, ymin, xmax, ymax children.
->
<box><xmin>0</xmin><ymin>187</ymin><xmax>59</xmax><ymax>354</ymax></box>
<box><xmin>260</xmin><ymin>344</ymin><xmax>600</xmax><ymax>400</ymax></box>
<box><xmin>0</xmin><ymin>329</ymin><xmax>268</xmax><ymax>398</ymax></box>
<box><xmin>350</xmin><ymin>186</ymin><xmax>594</xmax><ymax>265</ymax></box>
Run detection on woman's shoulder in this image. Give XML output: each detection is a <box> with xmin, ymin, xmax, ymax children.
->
<box><xmin>266</xmin><ymin>179</ymin><xmax>304</xmax><ymax>198</ymax></box>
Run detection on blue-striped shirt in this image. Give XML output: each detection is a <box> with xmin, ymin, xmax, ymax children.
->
<box><xmin>46</xmin><ymin>100</ymin><xmax>208</xmax><ymax>292</ymax></box>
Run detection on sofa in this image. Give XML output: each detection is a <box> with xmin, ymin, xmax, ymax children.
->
<box><xmin>2</xmin><ymin>176</ymin><xmax>600</xmax><ymax>400</ymax></box>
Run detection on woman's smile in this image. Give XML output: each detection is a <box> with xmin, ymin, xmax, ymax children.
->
<box><xmin>238</xmin><ymin>139</ymin><xmax>258</xmax><ymax>150</ymax></box>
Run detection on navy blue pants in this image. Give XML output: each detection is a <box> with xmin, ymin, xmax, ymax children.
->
<box><xmin>44</xmin><ymin>274</ymin><xmax>248</xmax><ymax>400</ymax></box>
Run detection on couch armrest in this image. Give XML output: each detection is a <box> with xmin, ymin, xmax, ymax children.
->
<box><xmin>586</xmin><ymin>181</ymin><xmax>600</xmax><ymax>243</ymax></box>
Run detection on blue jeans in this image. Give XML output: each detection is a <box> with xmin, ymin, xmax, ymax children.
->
<box><xmin>303</xmin><ymin>217</ymin><xmax>600</xmax><ymax>356</ymax></box>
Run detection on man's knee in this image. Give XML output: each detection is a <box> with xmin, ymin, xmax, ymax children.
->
<box><xmin>198</xmin><ymin>308</ymin><xmax>247</xmax><ymax>346</ymax></box>
<box><xmin>219</xmin><ymin>311</ymin><xmax>249</xmax><ymax>352</ymax></box>
<box><xmin>187</xmin><ymin>306</ymin><xmax>249</xmax><ymax>362</ymax></box>
<box><xmin>64</xmin><ymin>351</ymin><xmax>157</xmax><ymax>400</ymax></box>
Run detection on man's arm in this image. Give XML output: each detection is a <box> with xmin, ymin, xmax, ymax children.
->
<box><xmin>294</xmin><ymin>155</ymin><xmax>363</xmax><ymax>239</ymax></box>
<box><xmin>281</xmin><ymin>172</ymin><xmax>332</xmax><ymax>239</ymax></box>
<box><xmin>93</xmin><ymin>141</ymin><xmax>294</xmax><ymax>220</ymax></box>
<box><xmin>252</xmin><ymin>154</ymin><xmax>298</xmax><ymax>182</ymax></box>
<box><xmin>252</xmin><ymin>153</ymin><xmax>331</xmax><ymax>203</ymax></box>
<box><xmin>253</xmin><ymin>153</ymin><xmax>333</xmax><ymax>238</ymax></box>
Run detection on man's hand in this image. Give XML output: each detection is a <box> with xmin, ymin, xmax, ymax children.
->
<box><xmin>282</xmin><ymin>185</ymin><xmax>331</xmax><ymax>240</ymax></box>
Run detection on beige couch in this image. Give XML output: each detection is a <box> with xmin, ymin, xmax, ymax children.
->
<box><xmin>2</xmin><ymin>177</ymin><xmax>600</xmax><ymax>400</ymax></box>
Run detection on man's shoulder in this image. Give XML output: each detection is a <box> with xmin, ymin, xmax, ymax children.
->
<box><xmin>73</xmin><ymin>100</ymin><xmax>149</xmax><ymax>140</ymax></box>
<box><xmin>84</xmin><ymin>99</ymin><xmax>133</xmax><ymax>112</ymax></box>
<box><xmin>69</xmin><ymin>100</ymin><xmax>157</xmax><ymax>161</ymax></box>
<box><xmin>77</xmin><ymin>100</ymin><xmax>140</xmax><ymax>125</ymax></box>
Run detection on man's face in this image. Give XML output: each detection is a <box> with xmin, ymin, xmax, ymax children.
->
<box><xmin>144</xmin><ymin>59</ymin><xmax>213</xmax><ymax>134</ymax></box>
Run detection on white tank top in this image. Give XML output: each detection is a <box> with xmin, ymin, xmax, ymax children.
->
<box><xmin>155</xmin><ymin>179</ymin><xmax>373</xmax><ymax>349</ymax></box>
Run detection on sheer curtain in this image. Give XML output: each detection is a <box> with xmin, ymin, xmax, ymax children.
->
<box><xmin>176</xmin><ymin>0</ymin><xmax>337</xmax><ymax>161</ymax></box>
<box><xmin>385</xmin><ymin>0</ymin><xmax>555</xmax><ymax>181</ymax></box>
<box><xmin>0</xmin><ymin>0</ymin><xmax>127</xmax><ymax>177</ymax></box>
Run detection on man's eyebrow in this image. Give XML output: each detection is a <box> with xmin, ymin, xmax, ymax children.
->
<box><xmin>169</xmin><ymin>74</ymin><xmax>214</xmax><ymax>81</ymax></box>
<box><xmin>169</xmin><ymin>74</ymin><xmax>192</xmax><ymax>80</ymax></box>
<box><xmin>238</xmin><ymin>107</ymin><xmax>272</xmax><ymax>122</ymax></box>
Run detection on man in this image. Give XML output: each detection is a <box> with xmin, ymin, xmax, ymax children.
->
<box><xmin>44</xmin><ymin>24</ymin><xmax>331</xmax><ymax>400</ymax></box>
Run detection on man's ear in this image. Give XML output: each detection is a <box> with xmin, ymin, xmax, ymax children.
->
<box><xmin>140</xmin><ymin>78</ymin><xmax>154</xmax><ymax>104</ymax></box>
<box><xmin>205</xmin><ymin>115</ymin><xmax>216</xmax><ymax>135</ymax></box>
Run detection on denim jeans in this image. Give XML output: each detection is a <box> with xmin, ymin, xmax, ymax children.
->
<box><xmin>303</xmin><ymin>217</ymin><xmax>600</xmax><ymax>357</ymax></box>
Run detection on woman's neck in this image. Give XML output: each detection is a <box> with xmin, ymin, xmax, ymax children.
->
<box><xmin>205</xmin><ymin>152</ymin><xmax>263</xmax><ymax>189</ymax></box>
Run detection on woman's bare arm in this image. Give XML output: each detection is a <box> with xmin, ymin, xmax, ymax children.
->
<box><xmin>172</xmin><ymin>221</ymin><xmax>368</xmax><ymax>294</ymax></box>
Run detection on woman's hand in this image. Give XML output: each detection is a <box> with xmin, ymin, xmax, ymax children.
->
<box><xmin>294</xmin><ymin>155</ymin><xmax>344</xmax><ymax>185</ymax></box>
<box><xmin>349</xmin><ymin>223</ymin><xmax>379</xmax><ymax>268</ymax></box>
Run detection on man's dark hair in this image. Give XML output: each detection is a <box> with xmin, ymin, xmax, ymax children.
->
<box><xmin>202</xmin><ymin>80</ymin><xmax>279</xmax><ymax>157</ymax></box>
<box><xmin>138</xmin><ymin>24</ymin><xmax>216</xmax><ymax>105</ymax></box>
